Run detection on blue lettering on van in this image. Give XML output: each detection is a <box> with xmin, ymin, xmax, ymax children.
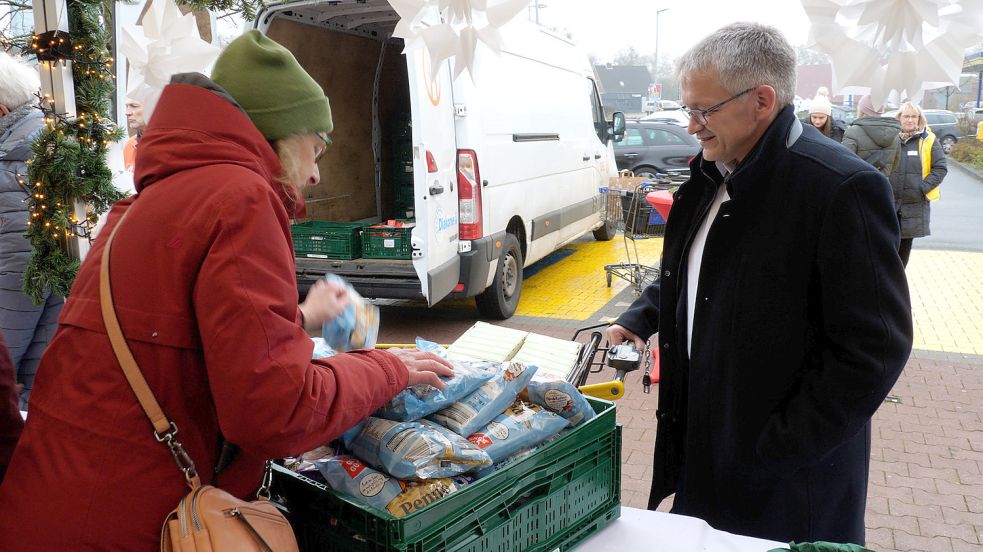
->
<box><xmin>435</xmin><ymin>207</ymin><xmax>457</xmax><ymax>234</ymax></box>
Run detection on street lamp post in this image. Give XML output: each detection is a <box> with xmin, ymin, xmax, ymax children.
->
<box><xmin>654</xmin><ymin>8</ymin><xmax>668</xmax><ymax>99</ymax></box>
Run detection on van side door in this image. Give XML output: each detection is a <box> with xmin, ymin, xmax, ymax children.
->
<box><xmin>406</xmin><ymin>47</ymin><xmax>461</xmax><ymax>306</ymax></box>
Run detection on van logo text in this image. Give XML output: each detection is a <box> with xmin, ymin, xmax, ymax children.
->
<box><xmin>435</xmin><ymin>208</ymin><xmax>457</xmax><ymax>234</ymax></box>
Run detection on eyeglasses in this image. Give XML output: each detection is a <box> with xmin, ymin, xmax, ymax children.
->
<box><xmin>314</xmin><ymin>133</ymin><xmax>332</xmax><ymax>163</ymax></box>
<box><xmin>681</xmin><ymin>87</ymin><xmax>757</xmax><ymax>126</ymax></box>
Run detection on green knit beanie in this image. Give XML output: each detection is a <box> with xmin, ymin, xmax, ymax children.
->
<box><xmin>211</xmin><ymin>30</ymin><xmax>333</xmax><ymax>141</ymax></box>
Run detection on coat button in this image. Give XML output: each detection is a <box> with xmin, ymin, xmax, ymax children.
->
<box><xmin>662</xmin><ymin>343</ymin><xmax>669</xmax><ymax>349</ymax></box>
<box><xmin>151</xmin><ymin>331</ymin><xmax>159</xmax><ymax>338</ymax></box>
<box><xmin>664</xmin><ymin>270</ymin><xmax>671</xmax><ymax>277</ymax></box>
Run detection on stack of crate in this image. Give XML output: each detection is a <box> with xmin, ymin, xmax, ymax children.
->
<box><xmin>392</xmin><ymin>114</ymin><xmax>414</xmax><ymax>220</ymax></box>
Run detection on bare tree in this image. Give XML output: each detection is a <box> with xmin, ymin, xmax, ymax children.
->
<box><xmin>795</xmin><ymin>45</ymin><xmax>830</xmax><ymax>66</ymax></box>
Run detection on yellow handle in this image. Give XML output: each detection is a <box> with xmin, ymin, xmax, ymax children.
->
<box><xmin>579</xmin><ymin>380</ymin><xmax>625</xmax><ymax>401</ymax></box>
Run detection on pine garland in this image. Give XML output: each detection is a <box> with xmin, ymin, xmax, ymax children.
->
<box><xmin>21</xmin><ymin>0</ymin><xmax>125</xmax><ymax>304</ymax></box>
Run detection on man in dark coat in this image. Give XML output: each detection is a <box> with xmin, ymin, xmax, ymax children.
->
<box><xmin>608</xmin><ymin>23</ymin><xmax>912</xmax><ymax>545</ymax></box>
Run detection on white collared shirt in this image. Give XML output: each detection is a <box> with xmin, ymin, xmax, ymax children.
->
<box><xmin>686</xmin><ymin>164</ymin><xmax>731</xmax><ymax>357</ymax></box>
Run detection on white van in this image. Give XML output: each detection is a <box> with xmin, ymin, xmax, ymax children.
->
<box><xmin>255</xmin><ymin>1</ymin><xmax>626</xmax><ymax>319</ymax></box>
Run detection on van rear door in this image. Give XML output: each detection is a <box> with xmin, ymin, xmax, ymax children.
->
<box><xmin>406</xmin><ymin>48</ymin><xmax>460</xmax><ymax>305</ymax></box>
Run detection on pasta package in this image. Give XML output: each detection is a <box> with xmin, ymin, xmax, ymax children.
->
<box><xmin>317</xmin><ymin>457</ymin><xmax>458</xmax><ymax>518</ymax></box>
<box><xmin>321</xmin><ymin>274</ymin><xmax>379</xmax><ymax>352</ymax></box>
<box><xmin>519</xmin><ymin>372</ymin><xmax>596</xmax><ymax>427</ymax></box>
<box><xmin>348</xmin><ymin>417</ymin><xmax>491</xmax><ymax>480</ymax></box>
<box><xmin>429</xmin><ymin>361</ymin><xmax>538</xmax><ymax>437</ymax></box>
<box><xmin>375</xmin><ymin>361</ymin><xmax>496</xmax><ymax>422</ymax></box>
<box><xmin>466</xmin><ymin>401</ymin><xmax>567</xmax><ymax>463</ymax></box>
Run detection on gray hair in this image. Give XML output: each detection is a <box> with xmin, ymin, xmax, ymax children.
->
<box><xmin>0</xmin><ymin>52</ymin><xmax>40</xmax><ymax>109</ymax></box>
<box><xmin>675</xmin><ymin>22</ymin><xmax>796</xmax><ymax>108</ymax></box>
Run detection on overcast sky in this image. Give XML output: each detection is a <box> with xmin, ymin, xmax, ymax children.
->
<box><xmin>534</xmin><ymin>0</ymin><xmax>813</xmax><ymax>63</ymax></box>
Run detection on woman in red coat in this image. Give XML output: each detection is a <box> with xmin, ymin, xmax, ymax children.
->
<box><xmin>0</xmin><ymin>31</ymin><xmax>452</xmax><ymax>549</ymax></box>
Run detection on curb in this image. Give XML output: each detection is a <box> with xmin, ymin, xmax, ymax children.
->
<box><xmin>948</xmin><ymin>157</ymin><xmax>983</xmax><ymax>182</ymax></box>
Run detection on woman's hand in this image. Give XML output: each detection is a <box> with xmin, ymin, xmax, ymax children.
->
<box><xmin>388</xmin><ymin>348</ymin><xmax>455</xmax><ymax>390</ymax></box>
<box><xmin>299</xmin><ymin>279</ymin><xmax>350</xmax><ymax>332</ymax></box>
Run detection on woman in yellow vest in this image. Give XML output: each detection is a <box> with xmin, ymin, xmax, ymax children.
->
<box><xmin>890</xmin><ymin>102</ymin><xmax>947</xmax><ymax>267</ymax></box>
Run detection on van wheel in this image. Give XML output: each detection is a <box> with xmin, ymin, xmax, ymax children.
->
<box><xmin>476</xmin><ymin>234</ymin><xmax>523</xmax><ymax>319</ymax></box>
<box><xmin>593</xmin><ymin>219</ymin><xmax>616</xmax><ymax>241</ymax></box>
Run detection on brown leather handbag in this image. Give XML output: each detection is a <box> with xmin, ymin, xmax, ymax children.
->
<box><xmin>99</xmin><ymin>211</ymin><xmax>299</xmax><ymax>552</ymax></box>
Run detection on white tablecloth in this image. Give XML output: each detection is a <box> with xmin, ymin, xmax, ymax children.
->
<box><xmin>575</xmin><ymin>507</ymin><xmax>787</xmax><ymax>551</ymax></box>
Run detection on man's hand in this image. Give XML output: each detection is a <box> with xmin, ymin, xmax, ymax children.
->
<box><xmin>299</xmin><ymin>279</ymin><xmax>350</xmax><ymax>332</ymax></box>
<box><xmin>388</xmin><ymin>348</ymin><xmax>455</xmax><ymax>390</ymax></box>
<box><xmin>606</xmin><ymin>324</ymin><xmax>647</xmax><ymax>350</ymax></box>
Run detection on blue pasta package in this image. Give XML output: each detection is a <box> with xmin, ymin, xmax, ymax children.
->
<box><xmin>375</xmin><ymin>360</ymin><xmax>496</xmax><ymax>422</ymax></box>
<box><xmin>321</xmin><ymin>274</ymin><xmax>379</xmax><ymax>352</ymax></box>
<box><xmin>347</xmin><ymin>417</ymin><xmax>491</xmax><ymax>480</ymax></box>
<box><xmin>428</xmin><ymin>361</ymin><xmax>538</xmax><ymax>437</ymax></box>
<box><xmin>466</xmin><ymin>401</ymin><xmax>567</xmax><ymax>464</ymax></box>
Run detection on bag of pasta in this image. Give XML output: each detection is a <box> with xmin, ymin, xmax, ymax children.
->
<box><xmin>429</xmin><ymin>361</ymin><xmax>537</xmax><ymax>437</ymax></box>
<box><xmin>375</xmin><ymin>360</ymin><xmax>496</xmax><ymax>422</ymax></box>
<box><xmin>347</xmin><ymin>417</ymin><xmax>491</xmax><ymax>480</ymax></box>
<box><xmin>466</xmin><ymin>401</ymin><xmax>567</xmax><ymax>463</ymax></box>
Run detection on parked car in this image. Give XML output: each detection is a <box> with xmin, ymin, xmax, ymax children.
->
<box><xmin>884</xmin><ymin>108</ymin><xmax>960</xmax><ymax>153</ymax></box>
<box><xmin>614</xmin><ymin>121</ymin><xmax>700</xmax><ymax>181</ymax></box>
<box><xmin>640</xmin><ymin>109</ymin><xmax>689</xmax><ymax>127</ymax></box>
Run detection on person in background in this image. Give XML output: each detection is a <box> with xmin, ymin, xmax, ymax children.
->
<box><xmin>0</xmin><ymin>52</ymin><xmax>65</xmax><ymax>411</ymax></box>
<box><xmin>0</xmin><ymin>31</ymin><xmax>454</xmax><ymax>549</ymax></box>
<box><xmin>890</xmin><ymin>101</ymin><xmax>947</xmax><ymax>267</ymax></box>
<box><xmin>122</xmin><ymin>98</ymin><xmax>146</xmax><ymax>171</ymax></box>
<box><xmin>0</xmin><ymin>330</ymin><xmax>23</xmax><ymax>484</ymax></box>
<box><xmin>842</xmin><ymin>95</ymin><xmax>901</xmax><ymax>176</ymax></box>
<box><xmin>607</xmin><ymin>22</ymin><xmax>912</xmax><ymax>545</ymax></box>
<box><xmin>808</xmin><ymin>95</ymin><xmax>845</xmax><ymax>142</ymax></box>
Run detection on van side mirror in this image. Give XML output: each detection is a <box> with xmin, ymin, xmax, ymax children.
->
<box><xmin>609</xmin><ymin>112</ymin><xmax>626</xmax><ymax>143</ymax></box>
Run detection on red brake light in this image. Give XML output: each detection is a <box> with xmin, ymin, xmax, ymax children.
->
<box><xmin>426</xmin><ymin>150</ymin><xmax>438</xmax><ymax>173</ymax></box>
<box><xmin>457</xmin><ymin>149</ymin><xmax>482</xmax><ymax>240</ymax></box>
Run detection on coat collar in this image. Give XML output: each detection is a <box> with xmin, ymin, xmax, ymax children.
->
<box><xmin>690</xmin><ymin>105</ymin><xmax>801</xmax><ymax>200</ymax></box>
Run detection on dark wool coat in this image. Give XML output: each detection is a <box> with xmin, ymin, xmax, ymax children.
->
<box><xmin>0</xmin><ymin>79</ymin><xmax>408</xmax><ymax>550</ymax></box>
<box><xmin>617</xmin><ymin>106</ymin><xmax>912</xmax><ymax>544</ymax></box>
<box><xmin>889</xmin><ymin>129</ymin><xmax>947</xmax><ymax>239</ymax></box>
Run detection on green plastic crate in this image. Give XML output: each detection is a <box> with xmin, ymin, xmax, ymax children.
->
<box><xmin>291</xmin><ymin>221</ymin><xmax>364</xmax><ymax>260</ymax></box>
<box><xmin>362</xmin><ymin>225</ymin><xmax>413</xmax><ymax>259</ymax></box>
<box><xmin>272</xmin><ymin>398</ymin><xmax>620</xmax><ymax>552</ymax></box>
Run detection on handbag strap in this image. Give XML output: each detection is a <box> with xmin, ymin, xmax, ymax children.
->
<box><xmin>99</xmin><ymin>209</ymin><xmax>201</xmax><ymax>489</ymax></box>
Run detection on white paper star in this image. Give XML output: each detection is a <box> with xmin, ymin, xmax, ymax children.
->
<box><xmin>121</xmin><ymin>0</ymin><xmax>221</xmax><ymax>120</ymax></box>
<box><xmin>389</xmin><ymin>0</ymin><xmax>530</xmax><ymax>82</ymax></box>
<box><xmin>801</xmin><ymin>0</ymin><xmax>983</xmax><ymax>106</ymax></box>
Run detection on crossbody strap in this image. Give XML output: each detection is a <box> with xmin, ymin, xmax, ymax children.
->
<box><xmin>99</xmin><ymin>209</ymin><xmax>200</xmax><ymax>488</ymax></box>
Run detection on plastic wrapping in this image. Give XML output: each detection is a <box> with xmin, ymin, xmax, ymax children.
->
<box><xmin>520</xmin><ymin>373</ymin><xmax>596</xmax><ymax>427</ymax></box>
<box><xmin>467</xmin><ymin>401</ymin><xmax>567</xmax><ymax>464</ymax></box>
<box><xmin>321</xmin><ymin>274</ymin><xmax>379</xmax><ymax>352</ymax></box>
<box><xmin>347</xmin><ymin>417</ymin><xmax>492</xmax><ymax>480</ymax></box>
<box><xmin>428</xmin><ymin>361</ymin><xmax>538</xmax><ymax>437</ymax></box>
<box><xmin>375</xmin><ymin>360</ymin><xmax>496</xmax><ymax>422</ymax></box>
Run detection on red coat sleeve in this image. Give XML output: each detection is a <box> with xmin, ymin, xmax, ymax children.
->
<box><xmin>0</xmin><ymin>330</ymin><xmax>23</xmax><ymax>481</ymax></box>
<box><xmin>191</xmin><ymin>179</ymin><xmax>407</xmax><ymax>459</ymax></box>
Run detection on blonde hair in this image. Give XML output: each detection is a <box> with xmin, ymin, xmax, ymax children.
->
<box><xmin>273</xmin><ymin>134</ymin><xmax>307</xmax><ymax>193</ymax></box>
<box><xmin>896</xmin><ymin>102</ymin><xmax>927</xmax><ymax>131</ymax></box>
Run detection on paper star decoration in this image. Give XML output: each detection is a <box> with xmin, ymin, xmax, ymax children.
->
<box><xmin>389</xmin><ymin>0</ymin><xmax>530</xmax><ymax>81</ymax></box>
<box><xmin>801</xmin><ymin>0</ymin><xmax>983</xmax><ymax>106</ymax></box>
<box><xmin>121</xmin><ymin>0</ymin><xmax>221</xmax><ymax>120</ymax></box>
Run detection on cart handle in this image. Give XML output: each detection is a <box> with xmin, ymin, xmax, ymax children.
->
<box><xmin>578</xmin><ymin>380</ymin><xmax>625</xmax><ymax>401</ymax></box>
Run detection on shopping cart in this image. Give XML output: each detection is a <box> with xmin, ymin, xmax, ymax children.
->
<box><xmin>603</xmin><ymin>175</ymin><xmax>675</xmax><ymax>295</ymax></box>
<box><xmin>568</xmin><ymin>320</ymin><xmax>656</xmax><ymax>400</ymax></box>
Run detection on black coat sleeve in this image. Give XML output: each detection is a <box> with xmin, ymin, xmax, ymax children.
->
<box><xmin>755</xmin><ymin>170</ymin><xmax>913</xmax><ymax>474</ymax></box>
<box><xmin>614</xmin><ymin>280</ymin><xmax>661</xmax><ymax>340</ymax></box>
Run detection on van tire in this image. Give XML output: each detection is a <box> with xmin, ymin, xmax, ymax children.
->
<box><xmin>476</xmin><ymin>234</ymin><xmax>523</xmax><ymax>319</ymax></box>
<box><xmin>593</xmin><ymin>220</ymin><xmax>616</xmax><ymax>241</ymax></box>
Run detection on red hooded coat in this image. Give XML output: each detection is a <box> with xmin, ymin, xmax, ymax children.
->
<box><xmin>0</xmin><ymin>82</ymin><xmax>408</xmax><ymax>549</ymax></box>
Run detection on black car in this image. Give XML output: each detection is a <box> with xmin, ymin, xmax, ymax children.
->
<box><xmin>614</xmin><ymin>121</ymin><xmax>700</xmax><ymax>181</ymax></box>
